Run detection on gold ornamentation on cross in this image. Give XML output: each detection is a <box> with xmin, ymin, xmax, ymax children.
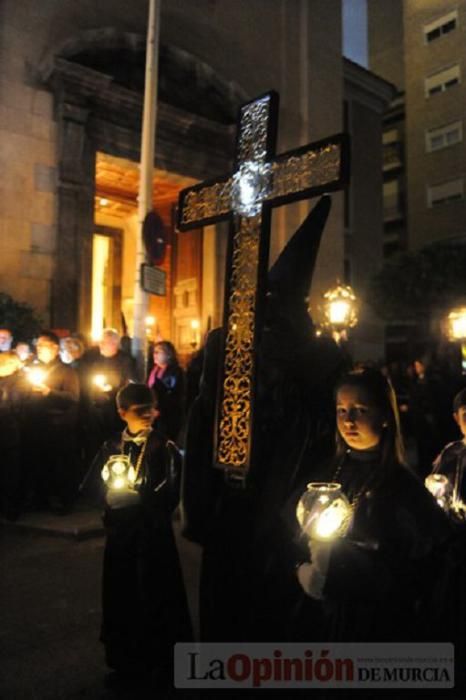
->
<box><xmin>177</xmin><ymin>91</ymin><xmax>349</xmax><ymax>481</ymax></box>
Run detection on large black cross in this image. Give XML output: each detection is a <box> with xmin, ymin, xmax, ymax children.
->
<box><xmin>177</xmin><ymin>90</ymin><xmax>349</xmax><ymax>482</ymax></box>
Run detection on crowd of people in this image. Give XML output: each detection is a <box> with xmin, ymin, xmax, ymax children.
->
<box><xmin>0</xmin><ymin>326</ymin><xmax>187</xmax><ymax>520</ymax></box>
<box><xmin>2</xmin><ymin>321</ymin><xmax>466</xmax><ymax>694</ymax></box>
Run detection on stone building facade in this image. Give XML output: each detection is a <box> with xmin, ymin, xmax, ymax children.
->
<box><xmin>0</xmin><ymin>0</ymin><xmax>390</xmax><ymax>360</ymax></box>
<box><xmin>368</xmin><ymin>0</ymin><xmax>466</xmax><ymax>359</ymax></box>
<box><xmin>369</xmin><ymin>0</ymin><xmax>466</xmax><ymax>253</ymax></box>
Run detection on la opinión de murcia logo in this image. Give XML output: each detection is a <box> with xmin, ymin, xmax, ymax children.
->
<box><xmin>174</xmin><ymin>643</ymin><xmax>454</xmax><ymax>689</ymax></box>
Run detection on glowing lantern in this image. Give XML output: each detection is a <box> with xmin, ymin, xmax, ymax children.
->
<box><xmin>425</xmin><ymin>473</ymin><xmax>450</xmax><ymax>509</ymax></box>
<box><xmin>323</xmin><ymin>283</ymin><xmax>358</xmax><ymax>330</ymax></box>
<box><xmin>101</xmin><ymin>455</ymin><xmax>137</xmax><ymax>491</ymax></box>
<box><xmin>425</xmin><ymin>472</ymin><xmax>466</xmax><ymax>521</ymax></box>
<box><xmin>296</xmin><ymin>482</ymin><xmax>352</xmax><ymax>542</ymax></box>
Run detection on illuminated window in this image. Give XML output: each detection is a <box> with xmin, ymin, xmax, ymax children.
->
<box><xmin>427</xmin><ymin>178</ymin><xmax>464</xmax><ymax>207</ymax></box>
<box><xmin>424</xmin><ymin>11</ymin><xmax>458</xmax><ymax>43</ymax></box>
<box><xmin>383</xmin><ymin>129</ymin><xmax>399</xmax><ymax>145</ymax></box>
<box><xmin>92</xmin><ymin>234</ymin><xmax>110</xmax><ymax>340</ymax></box>
<box><xmin>425</xmin><ymin>65</ymin><xmax>460</xmax><ymax>97</ymax></box>
<box><xmin>426</xmin><ymin>121</ymin><xmax>463</xmax><ymax>152</ymax></box>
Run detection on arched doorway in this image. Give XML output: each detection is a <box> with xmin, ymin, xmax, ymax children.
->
<box><xmin>39</xmin><ymin>29</ymin><xmax>246</xmax><ymax>351</ymax></box>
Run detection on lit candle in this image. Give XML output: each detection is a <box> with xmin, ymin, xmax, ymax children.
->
<box><xmin>425</xmin><ymin>473</ymin><xmax>451</xmax><ymax>510</ymax></box>
<box><xmin>190</xmin><ymin>319</ymin><xmax>200</xmax><ymax>347</ymax></box>
<box><xmin>101</xmin><ymin>455</ymin><xmax>136</xmax><ymax>491</ymax></box>
<box><xmin>296</xmin><ymin>482</ymin><xmax>352</xmax><ymax>542</ymax></box>
<box><xmin>28</xmin><ymin>368</ymin><xmax>47</xmax><ymax>386</ymax></box>
<box><xmin>425</xmin><ymin>473</ymin><xmax>449</xmax><ymax>500</ymax></box>
<box><xmin>93</xmin><ymin>374</ymin><xmax>112</xmax><ymax>392</ymax></box>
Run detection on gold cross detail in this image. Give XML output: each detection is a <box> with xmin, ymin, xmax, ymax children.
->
<box><xmin>178</xmin><ymin>91</ymin><xmax>349</xmax><ymax>481</ymax></box>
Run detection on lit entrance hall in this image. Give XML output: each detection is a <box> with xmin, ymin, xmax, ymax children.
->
<box><xmin>92</xmin><ymin>152</ymin><xmax>212</xmax><ymax>357</ymax></box>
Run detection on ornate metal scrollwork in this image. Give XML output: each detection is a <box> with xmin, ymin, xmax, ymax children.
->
<box><xmin>217</xmin><ymin>215</ymin><xmax>260</xmax><ymax>468</ymax></box>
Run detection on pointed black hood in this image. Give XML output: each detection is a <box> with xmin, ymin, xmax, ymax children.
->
<box><xmin>265</xmin><ymin>194</ymin><xmax>332</xmax><ymax>336</ymax></box>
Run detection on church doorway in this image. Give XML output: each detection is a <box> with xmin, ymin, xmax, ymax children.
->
<box><xmin>91</xmin><ymin>226</ymin><xmax>123</xmax><ymax>339</ymax></box>
<box><xmin>93</xmin><ymin>151</ymin><xmax>207</xmax><ymax>360</ymax></box>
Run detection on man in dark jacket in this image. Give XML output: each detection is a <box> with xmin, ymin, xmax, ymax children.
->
<box><xmin>23</xmin><ymin>331</ymin><xmax>79</xmax><ymax>513</ymax></box>
<box><xmin>81</xmin><ymin>328</ymin><xmax>138</xmax><ymax>466</ymax></box>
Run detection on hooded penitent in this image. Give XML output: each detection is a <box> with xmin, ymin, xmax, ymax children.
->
<box><xmin>181</xmin><ymin>195</ymin><xmax>347</xmax><ymax>641</ymax></box>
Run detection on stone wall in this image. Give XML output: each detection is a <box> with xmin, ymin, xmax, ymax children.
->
<box><xmin>0</xmin><ymin>0</ymin><xmax>347</xmax><ymax>338</ymax></box>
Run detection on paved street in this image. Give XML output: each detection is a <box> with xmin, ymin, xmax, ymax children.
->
<box><xmin>0</xmin><ymin>508</ymin><xmax>201</xmax><ymax>700</ymax></box>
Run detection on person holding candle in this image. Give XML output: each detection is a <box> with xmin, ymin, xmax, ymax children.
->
<box><xmin>0</xmin><ymin>327</ymin><xmax>13</xmax><ymax>352</ymax></box>
<box><xmin>81</xmin><ymin>328</ymin><xmax>137</xmax><ymax>470</ymax></box>
<box><xmin>429</xmin><ymin>388</ymin><xmax>466</xmax><ymax>522</ymax></box>
<box><xmin>91</xmin><ymin>383</ymin><xmax>192</xmax><ymax>692</ymax></box>
<box><xmin>0</xmin><ymin>351</ymin><xmax>26</xmax><ymax>519</ymax></box>
<box><xmin>22</xmin><ymin>331</ymin><xmax>80</xmax><ymax>513</ymax></box>
<box><xmin>428</xmin><ymin>388</ymin><xmax>466</xmax><ymax>688</ymax></box>
<box><xmin>295</xmin><ymin>367</ymin><xmax>451</xmax><ymax>643</ymax></box>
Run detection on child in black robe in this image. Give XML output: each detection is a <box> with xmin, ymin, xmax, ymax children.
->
<box><xmin>94</xmin><ymin>383</ymin><xmax>192</xmax><ymax>690</ymax></box>
<box><xmin>429</xmin><ymin>387</ymin><xmax>466</xmax><ymax>690</ymax></box>
<box><xmin>431</xmin><ymin>387</ymin><xmax>466</xmax><ymax>517</ymax></box>
<box><xmin>295</xmin><ymin>368</ymin><xmax>451</xmax><ymax>643</ymax></box>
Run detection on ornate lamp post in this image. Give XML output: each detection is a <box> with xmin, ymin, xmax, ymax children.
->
<box><xmin>447</xmin><ymin>307</ymin><xmax>466</xmax><ymax>374</ymax></box>
<box><xmin>322</xmin><ymin>282</ymin><xmax>358</xmax><ymax>344</ymax></box>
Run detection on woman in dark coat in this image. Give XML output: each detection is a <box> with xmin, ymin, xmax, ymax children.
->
<box><xmin>295</xmin><ymin>368</ymin><xmax>451</xmax><ymax>643</ymax></box>
<box><xmin>147</xmin><ymin>341</ymin><xmax>185</xmax><ymax>442</ymax></box>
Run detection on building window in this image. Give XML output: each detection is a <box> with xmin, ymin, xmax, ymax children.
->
<box><xmin>424</xmin><ymin>10</ymin><xmax>458</xmax><ymax>43</ymax></box>
<box><xmin>383</xmin><ymin>179</ymin><xmax>403</xmax><ymax>220</ymax></box>
<box><xmin>383</xmin><ymin>128</ymin><xmax>399</xmax><ymax>145</ymax></box>
<box><xmin>383</xmin><ymin>128</ymin><xmax>403</xmax><ymax>171</ymax></box>
<box><xmin>425</xmin><ymin>65</ymin><xmax>460</xmax><ymax>97</ymax></box>
<box><xmin>426</xmin><ymin>121</ymin><xmax>463</xmax><ymax>152</ymax></box>
<box><xmin>427</xmin><ymin>178</ymin><xmax>464</xmax><ymax>207</ymax></box>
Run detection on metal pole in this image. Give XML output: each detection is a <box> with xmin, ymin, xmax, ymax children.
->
<box><xmin>132</xmin><ymin>0</ymin><xmax>161</xmax><ymax>377</ymax></box>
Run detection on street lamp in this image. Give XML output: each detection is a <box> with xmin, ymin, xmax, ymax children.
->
<box><xmin>446</xmin><ymin>307</ymin><xmax>466</xmax><ymax>374</ymax></box>
<box><xmin>322</xmin><ymin>282</ymin><xmax>358</xmax><ymax>344</ymax></box>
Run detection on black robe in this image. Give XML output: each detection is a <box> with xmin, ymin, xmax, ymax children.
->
<box><xmin>180</xmin><ymin>198</ymin><xmax>347</xmax><ymax>643</ymax></box>
<box><xmin>182</xmin><ymin>328</ymin><xmax>343</xmax><ymax>642</ymax></box>
<box><xmin>80</xmin><ymin>349</ymin><xmax>138</xmax><ymax>461</ymax></box>
<box><xmin>95</xmin><ymin>430</ymin><xmax>192</xmax><ymax>676</ymax></box>
<box><xmin>0</xmin><ymin>371</ymin><xmax>26</xmax><ymax>517</ymax></box>
<box><xmin>431</xmin><ymin>441</ymin><xmax>466</xmax><ymax>689</ymax></box>
<box><xmin>22</xmin><ymin>358</ymin><xmax>80</xmax><ymax>508</ymax></box>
